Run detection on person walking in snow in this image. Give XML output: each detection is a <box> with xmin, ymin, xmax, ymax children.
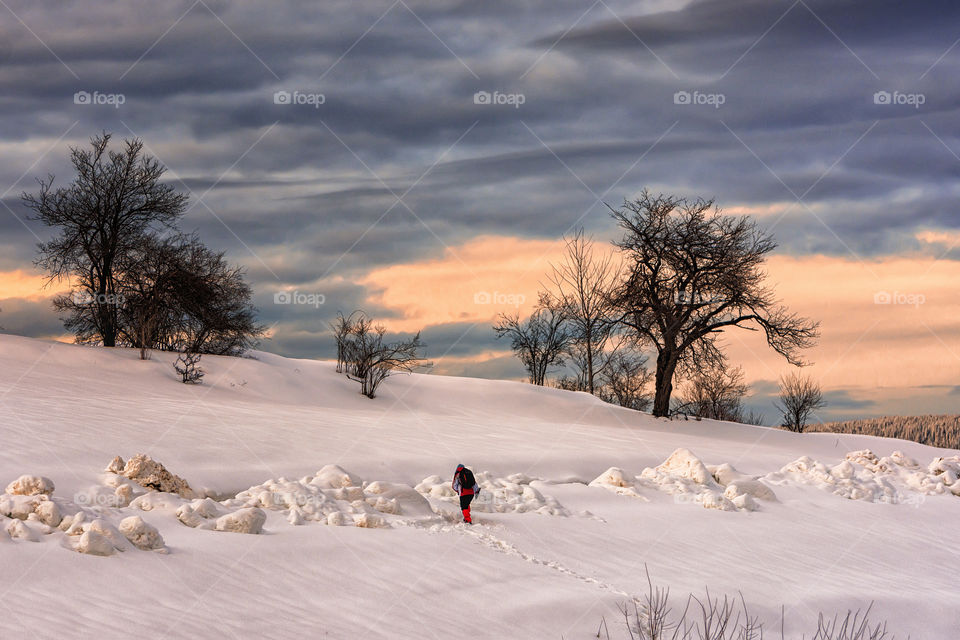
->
<box><xmin>452</xmin><ymin>463</ymin><xmax>480</xmax><ymax>524</ymax></box>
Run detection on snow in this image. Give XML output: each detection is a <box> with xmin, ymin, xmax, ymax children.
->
<box><xmin>0</xmin><ymin>334</ymin><xmax>958</xmax><ymax>638</ymax></box>
<box><xmin>214</xmin><ymin>507</ymin><xmax>266</xmax><ymax>534</ymax></box>
<box><xmin>118</xmin><ymin>516</ymin><xmax>165</xmax><ymax>551</ymax></box>
<box><xmin>5</xmin><ymin>474</ymin><xmax>55</xmax><ymax>496</ymax></box>
<box><xmin>764</xmin><ymin>449</ymin><xmax>960</xmax><ymax>504</ymax></box>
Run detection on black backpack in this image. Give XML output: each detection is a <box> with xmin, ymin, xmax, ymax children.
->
<box><xmin>459</xmin><ymin>467</ymin><xmax>475</xmax><ymax>488</ymax></box>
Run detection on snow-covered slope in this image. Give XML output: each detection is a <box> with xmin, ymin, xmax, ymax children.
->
<box><xmin>1</xmin><ymin>334</ymin><xmax>958</xmax><ymax>639</ymax></box>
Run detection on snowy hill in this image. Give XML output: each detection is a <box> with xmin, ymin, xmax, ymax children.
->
<box><xmin>1</xmin><ymin>334</ymin><xmax>958</xmax><ymax>639</ymax></box>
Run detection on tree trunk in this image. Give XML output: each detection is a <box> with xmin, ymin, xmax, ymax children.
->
<box><xmin>652</xmin><ymin>349</ymin><xmax>678</xmax><ymax>417</ymax></box>
<box><xmin>586</xmin><ymin>338</ymin><xmax>595</xmax><ymax>395</ymax></box>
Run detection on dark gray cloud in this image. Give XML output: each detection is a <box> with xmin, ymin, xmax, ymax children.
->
<box><xmin>1</xmin><ymin>0</ymin><xmax>958</xmax><ymax>406</ymax></box>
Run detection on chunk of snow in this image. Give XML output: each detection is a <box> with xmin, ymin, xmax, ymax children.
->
<box><xmin>641</xmin><ymin>448</ymin><xmax>717</xmax><ymax>487</ymax></box>
<box><xmin>311</xmin><ymin>465</ymin><xmax>362</xmax><ymax>489</ymax></box>
<box><xmin>87</xmin><ymin>519</ymin><xmax>129</xmax><ymax>552</ymax></box>
<box><xmin>34</xmin><ymin>499</ymin><xmax>62</xmax><ymax>527</ymax></box>
<box><xmin>176</xmin><ymin>498</ymin><xmax>225</xmax><ymax>528</ymax></box>
<box><xmin>6</xmin><ymin>518</ymin><xmax>39</xmax><ymax>542</ymax></box>
<box><xmin>215</xmin><ymin>507</ymin><xmax>266</xmax><ymax>534</ymax></box>
<box><xmin>77</xmin><ymin>530</ymin><xmax>115</xmax><ymax>556</ymax></box>
<box><xmin>130</xmin><ymin>492</ymin><xmax>186</xmax><ymax>512</ymax></box>
<box><xmin>723</xmin><ymin>480</ymin><xmax>776</xmax><ymax>502</ymax></box>
<box><xmin>353</xmin><ymin>512</ymin><xmax>388</xmax><ymax>528</ymax></box>
<box><xmin>5</xmin><ymin>475</ymin><xmax>54</xmax><ymax>496</ymax></box>
<box><xmin>105</xmin><ymin>456</ymin><xmax>125</xmax><ymax>474</ymax></box>
<box><xmin>589</xmin><ymin>467</ymin><xmax>633</xmax><ymax>488</ymax></box>
<box><xmin>113</xmin><ymin>453</ymin><xmax>195</xmax><ymax>498</ymax></box>
<box><xmin>119</xmin><ymin>516</ymin><xmax>165</xmax><ymax>551</ymax></box>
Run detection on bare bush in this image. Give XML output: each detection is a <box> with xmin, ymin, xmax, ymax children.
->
<box><xmin>597</xmin><ymin>349</ymin><xmax>653</xmax><ymax>411</ymax></box>
<box><xmin>335</xmin><ymin>311</ymin><xmax>428</xmax><ymax>398</ymax></box>
<box><xmin>674</xmin><ymin>365</ymin><xmax>749</xmax><ymax>422</ymax></box>
<box><xmin>494</xmin><ymin>294</ymin><xmax>571</xmax><ymax>386</ymax></box>
<box><xmin>776</xmin><ymin>371</ymin><xmax>826</xmax><ymax>433</ymax></box>
<box><xmin>595</xmin><ymin>568</ymin><xmax>900</xmax><ymax>640</ymax></box>
<box><xmin>174</xmin><ymin>352</ymin><xmax>203</xmax><ymax>384</ymax></box>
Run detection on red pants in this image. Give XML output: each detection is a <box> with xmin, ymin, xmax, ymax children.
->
<box><xmin>459</xmin><ymin>493</ymin><xmax>474</xmax><ymax>523</ymax></box>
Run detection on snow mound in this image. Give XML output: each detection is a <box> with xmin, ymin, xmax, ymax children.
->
<box><xmin>706</xmin><ymin>463</ymin><xmax>778</xmax><ymax>502</ymax></box>
<box><xmin>591</xmin><ymin>450</ymin><xmax>775</xmax><ymax>512</ymax></box>
<box><xmin>119</xmin><ymin>516</ymin><xmax>165</xmax><ymax>551</ymax></box>
<box><xmin>644</xmin><ymin>448</ymin><xmax>715</xmax><ymax>485</ymax></box>
<box><xmin>5</xmin><ymin>475</ymin><xmax>55</xmax><ymax>496</ymax></box>
<box><xmin>589</xmin><ymin>467</ymin><xmax>646</xmax><ymax>498</ymax></box>
<box><xmin>87</xmin><ymin>518</ymin><xmax>130</xmax><ymax>552</ymax></box>
<box><xmin>130</xmin><ymin>492</ymin><xmax>187</xmax><ymax>512</ymax></box>
<box><xmin>415</xmin><ymin>472</ymin><xmax>570</xmax><ymax>516</ymax></box>
<box><xmin>310</xmin><ymin>465</ymin><xmax>362</xmax><ymax>489</ymax></box>
<box><xmin>6</xmin><ymin>518</ymin><xmax>40</xmax><ymax>542</ymax></box>
<box><xmin>107</xmin><ymin>454</ymin><xmax>195</xmax><ymax>498</ymax></box>
<box><xmin>764</xmin><ymin>450</ymin><xmax>960</xmax><ymax>503</ymax></box>
<box><xmin>76</xmin><ymin>530</ymin><xmax>116</xmax><ymax>556</ymax></box>
<box><xmin>176</xmin><ymin>498</ymin><xmax>226</xmax><ymax>529</ymax></box>
<box><xmin>0</xmin><ymin>494</ymin><xmax>63</xmax><ymax>526</ymax></box>
<box><xmin>215</xmin><ymin>508</ymin><xmax>266</xmax><ymax>534</ymax></box>
<box><xmin>225</xmin><ymin>469</ymin><xmax>436</xmax><ymax>527</ymax></box>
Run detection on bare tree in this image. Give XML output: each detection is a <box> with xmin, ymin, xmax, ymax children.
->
<box><xmin>776</xmin><ymin>371</ymin><xmax>826</xmax><ymax>433</ymax></box>
<box><xmin>330</xmin><ymin>311</ymin><xmax>362</xmax><ymax>373</ymax></box>
<box><xmin>494</xmin><ymin>294</ymin><xmax>571</xmax><ymax>386</ymax></box>
<box><xmin>674</xmin><ymin>365</ymin><xmax>749</xmax><ymax>422</ymax></box>
<box><xmin>23</xmin><ymin>133</ymin><xmax>188</xmax><ymax>347</ymax></box>
<box><xmin>545</xmin><ymin>228</ymin><xmax>617</xmax><ymax>395</ymax></box>
<box><xmin>338</xmin><ymin>311</ymin><xmax>428</xmax><ymax>398</ymax></box>
<box><xmin>597</xmin><ymin>349</ymin><xmax>654</xmax><ymax>411</ymax></box>
<box><xmin>117</xmin><ymin>233</ymin><xmax>263</xmax><ymax>357</ymax></box>
<box><xmin>608</xmin><ymin>190</ymin><xmax>819</xmax><ymax>417</ymax></box>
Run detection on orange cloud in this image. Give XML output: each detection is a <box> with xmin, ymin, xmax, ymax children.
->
<box><xmin>360</xmin><ymin>235</ymin><xmax>572</xmax><ymax>331</ymax></box>
<box><xmin>0</xmin><ymin>270</ymin><xmax>60</xmax><ymax>301</ymax></box>
<box><xmin>359</xmin><ymin>235</ymin><xmax>960</xmax><ymax>391</ymax></box>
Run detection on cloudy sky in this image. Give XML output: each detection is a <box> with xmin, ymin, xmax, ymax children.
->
<box><xmin>1</xmin><ymin>0</ymin><xmax>958</xmax><ymax>422</ymax></box>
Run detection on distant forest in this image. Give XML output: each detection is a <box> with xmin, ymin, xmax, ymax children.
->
<box><xmin>810</xmin><ymin>414</ymin><xmax>960</xmax><ymax>450</ymax></box>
